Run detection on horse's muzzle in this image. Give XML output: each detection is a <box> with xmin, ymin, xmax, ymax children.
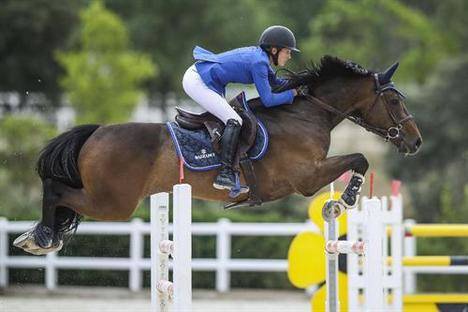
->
<box><xmin>399</xmin><ymin>136</ymin><xmax>422</xmax><ymax>155</ymax></box>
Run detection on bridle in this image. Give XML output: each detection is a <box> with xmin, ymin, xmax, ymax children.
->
<box><xmin>302</xmin><ymin>74</ymin><xmax>414</xmax><ymax>142</ymax></box>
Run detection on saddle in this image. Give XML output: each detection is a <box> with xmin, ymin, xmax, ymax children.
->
<box><xmin>175</xmin><ymin>92</ymin><xmax>262</xmax><ymax>208</ymax></box>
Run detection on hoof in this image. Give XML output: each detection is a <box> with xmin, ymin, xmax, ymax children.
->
<box><xmin>13</xmin><ymin>228</ymin><xmax>63</xmax><ymax>255</ymax></box>
<box><xmin>339</xmin><ymin>195</ymin><xmax>360</xmax><ymax>209</ymax></box>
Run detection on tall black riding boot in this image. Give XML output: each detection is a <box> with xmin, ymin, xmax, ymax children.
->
<box><xmin>213</xmin><ymin>119</ymin><xmax>242</xmax><ymax>190</ymax></box>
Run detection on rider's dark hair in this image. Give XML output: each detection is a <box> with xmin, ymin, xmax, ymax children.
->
<box><xmin>261</xmin><ymin>45</ymin><xmax>282</xmax><ymax>66</ymax></box>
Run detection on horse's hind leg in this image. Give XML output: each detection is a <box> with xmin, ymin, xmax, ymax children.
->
<box><xmin>39</xmin><ymin>179</ymin><xmax>89</xmax><ymax>243</ymax></box>
<box><xmin>14</xmin><ymin>178</ymin><xmax>90</xmax><ymax>255</ymax></box>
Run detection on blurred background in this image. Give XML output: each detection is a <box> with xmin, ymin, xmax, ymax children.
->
<box><xmin>0</xmin><ymin>0</ymin><xmax>467</xmax><ymax>310</ymax></box>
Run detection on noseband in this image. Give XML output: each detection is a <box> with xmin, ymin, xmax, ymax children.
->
<box><xmin>302</xmin><ymin>74</ymin><xmax>414</xmax><ymax>142</ymax></box>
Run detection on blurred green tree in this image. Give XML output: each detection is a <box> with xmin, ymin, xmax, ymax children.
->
<box><xmin>0</xmin><ymin>0</ymin><xmax>81</xmax><ymax>109</ymax></box>
<box><xmin>0</xmin><ymin>116</ymin><xmax>56</xmax><ymax>219</ymax></box>
<box><xmin>56</xmin><ymin>0</ymin><xmax>156</xmax><ymax>124</ymax></box>
<box><xmin>385</xmin><ymin>56</ymin><xmax>468</xmax><ymax>222</ymax></box>
<box><xmin>302</xmin><ymin>0</ymin><xmax>454</xmax><ymax>83</ymax></box>
<box><xmin>106</xmin><ymin>0</ymin><xmax>277</xmax><ymax>116</ymax></box>
<box><xmin>406</xmin><ymin>0</ymin><xmax>468</xmax><ymax>53</ymax></box>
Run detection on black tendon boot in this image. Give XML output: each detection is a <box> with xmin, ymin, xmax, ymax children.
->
<box><xmin>213</xmin><ymin>119</ymin><xmax>242</xmax><ymax>191</ymax></box>
<box><xmin>340</xmin><ymin>173</ymin><xmax>365</xmax><ymax>208</ymax></box>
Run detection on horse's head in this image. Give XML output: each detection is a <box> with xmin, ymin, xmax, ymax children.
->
<box><xmin>278</xmin><ymin>56</ymin><xmax>422</xmax><ymax>154</ymax></box>
<box><xmin>352</xmin><ymin>62</ymin><xmax>422</xmax><ymax>155</ymax></box>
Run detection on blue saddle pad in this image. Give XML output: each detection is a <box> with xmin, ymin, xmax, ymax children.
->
<box><xmin>166</xmin><ymin>97</ymin><xmax>269</xmax><ymax>171</ymax></box>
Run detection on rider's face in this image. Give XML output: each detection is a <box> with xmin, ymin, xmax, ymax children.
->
<box><xmin>276</xmin><ymin>48</ymin><xmax>292</xmax><ymax>67</ymax></box>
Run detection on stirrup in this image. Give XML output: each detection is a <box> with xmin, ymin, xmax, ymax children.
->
<box><xmin>213</xmin><ymin>170</ymin><xmax>249</xmax><ymax>197</ymax></box>
<box><xmin>228</xmin><ymin>171</ymin><xmax>249</xmax><ymax>198</ymax></box>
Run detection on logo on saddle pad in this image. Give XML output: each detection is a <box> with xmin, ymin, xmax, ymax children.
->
<box><xmin>195</xmin><ymin>149</ymin><xmax>216</xmax><ymax>160</ymax></box>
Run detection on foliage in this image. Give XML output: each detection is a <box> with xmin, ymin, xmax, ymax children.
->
<box><xmin>56</xmin><ymin>0</ymin><xmax>156</xmax><ymax>124</ymax></box>
<box><xmin>302</xmin><ymin>0</ymin><xmax>453</xmax><ymax>83</ymax></box>
<box><xmin>406</xmin><ymin>0</ymin><xmax>468</xmax><ymax>53</ymax></box>
<box><xmin>1</xmin><ymin>0</ymin><xmax>467</xmax><ymax>107</ymax></box>
<box><xmin>106</xmin><ymin>0</ymin><xmax>278</xmax><ymax>114</ymax></box>
<box><xmin>0</xmin><ymin>0</ymin><xmax>81</xmax><ymax>107</ymax></box>
<box><xmin>0</xmin><ymin>116</ymin><xmax>56</xmax><ymax>219</ymax></box>
<box><xmin>385</xmin><ymin>56</ymin><xmax>468</xmax><ymax>222</ymax></box>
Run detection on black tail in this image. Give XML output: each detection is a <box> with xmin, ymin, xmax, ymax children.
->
<box><xmin>37</xmin><ymin>124</ymin><xmax>100</xmax><ymax>188</ymax></box>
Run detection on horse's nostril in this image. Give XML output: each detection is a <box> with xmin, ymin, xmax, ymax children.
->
<box><xmin>414</xmin><ymin>137</ymin><xmax>422</xmax><ymax>149</ymax></box>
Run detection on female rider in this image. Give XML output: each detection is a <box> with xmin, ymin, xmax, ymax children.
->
<box><xmin>182</xmin><ymin>25</ymin><xmax>300</xmax><ymax>193</ymax></box>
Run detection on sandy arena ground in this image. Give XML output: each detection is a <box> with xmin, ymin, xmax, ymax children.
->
<box><xmin>0</xmin><ymin>287</ymin><xmax>311</xmax><ymax>312</ymax></box>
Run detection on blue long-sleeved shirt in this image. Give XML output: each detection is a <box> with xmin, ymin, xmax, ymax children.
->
<box><xmin>193</xmin><ymin>46</ymin><xmax>294</xmax><ymax>107</ymax></box>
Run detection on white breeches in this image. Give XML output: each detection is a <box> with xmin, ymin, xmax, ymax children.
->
<box><xmin>182</xmin><ymin>64</ymin><xmax>242</xmax><ymax>125</ymax></box>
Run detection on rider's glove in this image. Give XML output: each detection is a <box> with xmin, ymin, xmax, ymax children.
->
<box><xmin>295</xmin><ymin>85</ymin><xmax>309</xmax><ymax>96</ymax></box>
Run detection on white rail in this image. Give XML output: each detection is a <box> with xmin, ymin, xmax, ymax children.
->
<box><xmin>2</xmin><ymin>216</ymin><xmax>466</xmax><ymax>294</ymax></box>
<box><xmin>0</xmin><ymin>217</ymin><xmax>314</xmax><ymax>292</ymax></box>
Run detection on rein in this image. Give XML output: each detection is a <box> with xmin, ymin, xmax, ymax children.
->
<box><xmin>301</xmin><ymin>74</ymin><xmax>414</xmax><ymax>142</ymax></box>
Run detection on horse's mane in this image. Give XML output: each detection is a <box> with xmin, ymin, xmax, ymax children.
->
<box><xmin>281</xmin><ymin>55</ymin><xmax>372</xmax><ymax>90</ymax></box>
<box><xmin>250</xmin><ymin>55</ymin><xmax>374</xmax><ymax>114</ymax></box>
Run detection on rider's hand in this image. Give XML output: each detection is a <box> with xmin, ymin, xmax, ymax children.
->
<box><xmin>296</xmin><ymin>85</ymin><xmax>309</xmax><ymax>96</ymax></box>
<box><xmin>292</xmin><ymin>88</ymin><xmax>298</xmax><ymax>96</ymax></box>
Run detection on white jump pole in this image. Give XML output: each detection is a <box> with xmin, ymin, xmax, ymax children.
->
<box><xmin>151</xmin><ymin>184</ymin><xmax>192</xmax><ymax>312</ymax></box>
<box><xmin>348</xmin><ymin>193</ymin><xmax>404</xmax><ymax>311</ymax></box>
<box><xmin>324</xmin><ymin>183</ymin><xmax>364</xmax><ymax>312</ymax></box>
<box><xmin>325</xmin><ymin>183</ymin><xmax>339</xmax><ymax>312</ymax></box>
<box><xmin>385</xmin><ymin>194</ymin><xmax>403</xmax><ymax>311</ymax></box>
<box><xmin>347</xmin><ymin>199</ymin><xmax>364</xmax><ymax>311</ymax></box>
<box><xmin>364</xmin><ymin>197</ymin><xmax>384</xmax><ymax>311</ymax></box>
<box><xmin>173</xmin><ymin>184</ymin><xmax>192</xmax><ymax>311</ymax></box>
<box><xmin>325</xmin><ymin>207</ymin><xmax>340</xmax><ymax>312</ymax></box>
<box><xmin>151</xmin><ymin>192</ymin><xmax>170</xmax><ymax>312</ymax></box>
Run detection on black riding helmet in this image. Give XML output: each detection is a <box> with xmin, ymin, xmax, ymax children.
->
<box><xmin>258</xmin><ymin>25</ymin><xmax>300</xmax><ymax>52</ymax></box>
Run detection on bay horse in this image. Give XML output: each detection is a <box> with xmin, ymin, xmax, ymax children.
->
<box><xmin>14</xmin><ymin>56</ymin><xmax>422</xmax><ymax>255</ymax></box>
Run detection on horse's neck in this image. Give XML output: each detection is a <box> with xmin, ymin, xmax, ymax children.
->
<box><xmin>312</xmin><ymin>84</ymin><xmax>359</xmax><ymax>129</ymax></box>
<box><xmin>250</xmin><ymin>87</ymin><xmax>357</xmax><ymax>153</ymax></box>
<box><xmin>252</xmin><ymin>97</ymin><xmax>336</xmax><ymax>139</ymax></box>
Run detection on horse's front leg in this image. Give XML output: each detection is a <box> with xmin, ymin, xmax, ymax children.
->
<box><xmin>297</xmin><ymin>153</ymin><xmax>369</xmax><ymax>208</ymax></box>
<box><xmin>340</xmin><ymin>164</ymin><xmax>368</xmax><ymax>209</ymax></box>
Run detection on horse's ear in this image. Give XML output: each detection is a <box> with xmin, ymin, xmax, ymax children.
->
<box><xmin>378</xmin><ymin>62</ymin><xmax>399</xmax><ymax>84</ymax></box>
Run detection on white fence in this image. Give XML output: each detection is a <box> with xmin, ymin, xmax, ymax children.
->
<box><xmin>0</xmin><ymin>218</ymin><xmax>314</xmax><ymax>292</ymax></box>
<box><xmin>2</xmin><ymin>217</ymin><xmax>466</xmax><ymax>294</ymax></box>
